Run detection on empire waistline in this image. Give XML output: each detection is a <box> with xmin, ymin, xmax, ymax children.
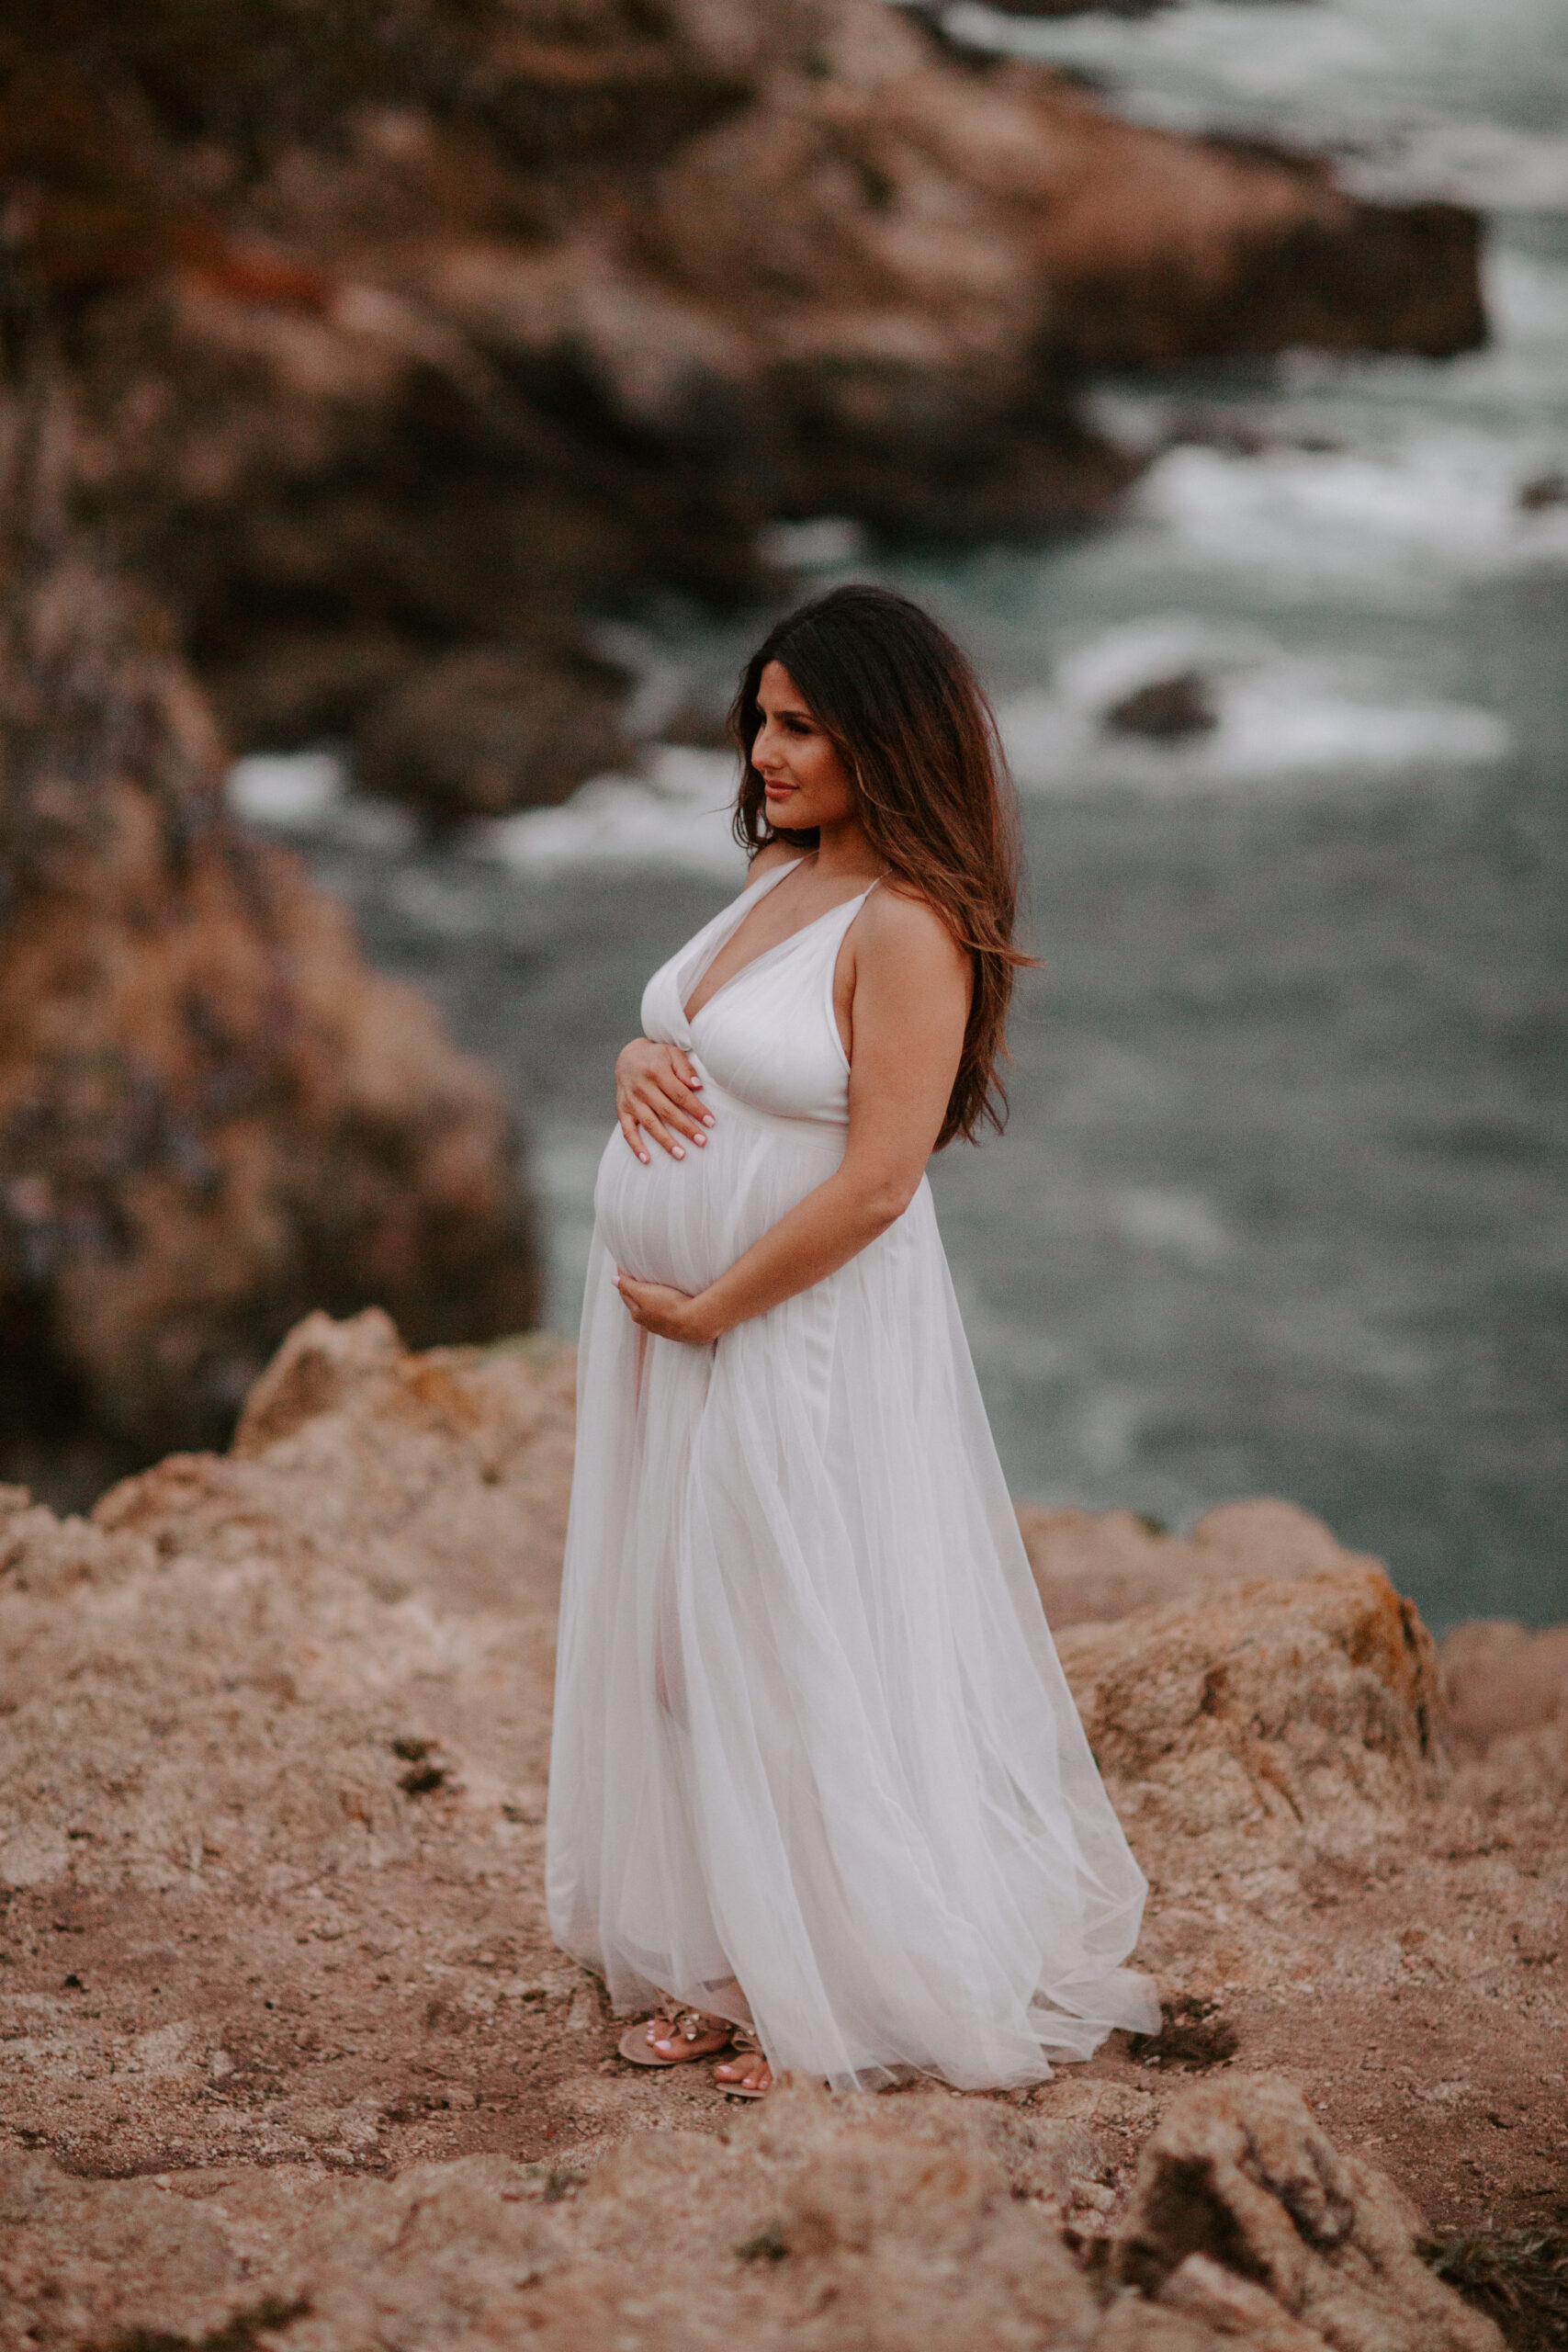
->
<box><xmin>684</xmin><ymin>1061</ymin><xmax>851</xmax><ymax>1150</ymax></box>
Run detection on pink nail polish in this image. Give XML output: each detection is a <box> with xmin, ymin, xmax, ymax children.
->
<box><xmin>672</xmin><ymin>1146</ymin><xmax>684</xmax><ymax>1159</ymax></box>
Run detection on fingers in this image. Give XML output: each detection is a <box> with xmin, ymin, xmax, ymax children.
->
<box><xmin>673</xmin><ymin>1055</ymin><xmax>712</xmax><ymax>1114</ymax></box>
<box><xmin>674</xmin><ymin>1069</ymin><xmax>716</xmax><ymax>1129</ymax></box>
<box><xmin>653</xmin><ymin>1048</ymin><xmax>715</xmax><ymax>1136</ymax></box>
<box><xmin>636</xmin><ymin>1106</ymin><xmax>686</xmax><ymax>1160</ymax></box>
<box><xmin>616</xmin><ymin>1090</ymin><xmax>688</xmax><ymax>1159</ymax></box>
<box><xmin>616</xmin><ymin>1044</ymin><xmax>714</xmax><ymax>1152</ymax></box>
<box><xmin>637</xmin><ymin>1079</ymin><xmax>711</xmax><ymax>1148</ymax></box>
<box><xmin>615</xmin><ymin>1272</ymin><xmax>694</xmax><ymax>1346</ymax></box>
<box><xmin>618</xmin><ymin>1283</ymin><xmax>660</xmax><ymax>1329</ymax></box>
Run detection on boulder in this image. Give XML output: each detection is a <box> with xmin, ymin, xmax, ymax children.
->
<box><xmin>0</xmin><ymin>413</ymin><xmax>538</xmax><ymax>1470</ymax></box>
<box><xmin>1055</xmin><ymin>1565</ymin><xmax>1446</xmax><ymax>1887</ymax></box>
<box><xmin>1019</xmin><ymin>1497</ymin><xmax>1379</xmax><ymax>1630</ymax></box>
<box><xmin>1115</xmin><ymin>2075</ymin><xmax>1501</xmax><ymax>2352</ymax></box>
<box><xmin>1105</xmin><ymin>673</ymin><xmax>1219</xmax><ymax>741</ymax></box>
<box><xmin>353</xmin><ymin>640</ymin><xmax>633</xmax><ymax>821</ymax></box>
<box><xmin>1438</xmin><ymin>1618</ymin><xmax>1568</xmax><ymax>1758</ymax></box>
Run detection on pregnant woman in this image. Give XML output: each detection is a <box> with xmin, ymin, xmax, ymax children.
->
<box><xmin>547</xmin><ymin>585</ymin><xmax>1156</xmax><ymax>2098</ymax></box>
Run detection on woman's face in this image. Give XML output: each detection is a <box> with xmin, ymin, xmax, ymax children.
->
<box><xmin>751</xmin><ymin>661</ymin><xmax>858</xmax><ymax>833</ymax></box>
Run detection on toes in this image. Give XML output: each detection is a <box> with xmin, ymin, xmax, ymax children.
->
<box><xmin>716</xmin><ymin>2053</ymin><xmax>770</xmax><ymax>2093</ymax></box>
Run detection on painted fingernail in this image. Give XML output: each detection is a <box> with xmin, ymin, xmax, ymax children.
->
<box><xmin>694</xmin><ymin>1134</ymin><xmax>705</xmax><ymax>1146</ymax></box>
<box><xmin>639</xmin><ymin>1152</ymin><xmax>649</xmax><ymax>1164</ymax></box>
<box><xmin>702</xmin><ymin>1114</ymin><xmax>715</xmax><ymax>1126</ymax></box>
<box><xmin>672</xmin><ymin>1146</ymin><xmax>684</xmax><ymax>1159</ymax></box>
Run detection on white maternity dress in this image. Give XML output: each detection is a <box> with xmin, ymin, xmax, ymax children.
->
<box><xmin>547</xmin><ymin>859</ymin><xmax>1157</xmax><ymax>2089</ymax></box>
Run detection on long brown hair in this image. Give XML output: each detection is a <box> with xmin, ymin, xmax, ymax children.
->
<box><xmin>729</xmin><ymin>584</ymin><xmax>1032</xmax><ymax>1148</ymax></box>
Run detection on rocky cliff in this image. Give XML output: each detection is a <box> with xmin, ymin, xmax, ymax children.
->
<box><xmin>0</xmin><ymin>1311</ymin><xmax>1562</xmax><ymax>2351</ymax></box>
<box><xmin>12</xmin><ymin>0</ymin><xmax>1484</xmax><ymax>810</ymax></box>
<box><xmin>0</xmin><ymin>391</ymin><xmax>539</xmax><ymax>1487</ymax></box>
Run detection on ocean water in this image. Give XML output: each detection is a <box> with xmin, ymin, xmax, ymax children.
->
<box><xmin>231</xmin><ymin>0</ymin><xmax>1568</xmax><ymax>1634</ymax></box>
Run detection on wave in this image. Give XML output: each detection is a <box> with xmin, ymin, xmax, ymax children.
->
<box><xmin>1133</xmin><ymin>429</ymin><xmax>1568</xmax><ymax>584</ymax></box>
<box><xmin>226</xmin><ymin>752</ymin><xmax>418</xmax><ymax>852</ymax></box>
<box><xmin>470</xmin><ymin>748</ymin><xmax>748</xmax><ymax>879</ymax></box>
<box><xmin>940</xmin><ymin>0</ymin><xmax>1568</xmax><ymax>203</ymax></box>
<box><xmin>996</xmin><ymin>615</ymin><xmax>1509</xmax><ymax>794</ymax></box>
<box><xmin>228</xmin><ymin>750</ymin><xmax>346</xmax><ymax>828</ymax></box>
<box><xmin>226</xmin><ymin>745</ymin><xmax>751</xmax><ymax>881</ymax></box>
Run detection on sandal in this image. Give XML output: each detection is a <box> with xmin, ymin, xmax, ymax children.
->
<box><xmin>714</xmin><ymin>2021</ymin><xmax>772</xmax><ymax>2100</ymax></box>
<box><xmin>618</xmin><ymin>1994</ymin><xmax>735</xmax><ymax>2069</ymax></box>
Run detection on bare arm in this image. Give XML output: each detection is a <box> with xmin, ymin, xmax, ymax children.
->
<box><xmin>615</xmin><ymin>890</ymin><xmax>970</xmax><ymax>1343</ymax></box>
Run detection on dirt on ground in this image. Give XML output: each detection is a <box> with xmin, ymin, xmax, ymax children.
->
<box><xmin>1</xmin><ymin>1309</ymin><xmax>1563</xmax><ymax>2350</ymax></box>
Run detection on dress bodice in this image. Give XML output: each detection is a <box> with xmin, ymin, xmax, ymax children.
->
<box><xmin>639</xmin><ymin>861</ymin><xmax>874</xmax><ymax>1127</ymax></box>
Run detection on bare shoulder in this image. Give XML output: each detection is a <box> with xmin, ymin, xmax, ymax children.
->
<box><xmin>748</xmin><ymin>841</ymin><xmax>802</xmax><ymax>881</ymax></box>
<box><xmin>853</xmin><ymin>884</ymin><xmax>968</xmax><ymax>980</ymax></box>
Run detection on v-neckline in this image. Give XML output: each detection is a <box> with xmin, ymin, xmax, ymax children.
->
<box><xmin>682</xmin><ymin>860</ymin><xmax>874</xmax><ymax>1026</ymax></box>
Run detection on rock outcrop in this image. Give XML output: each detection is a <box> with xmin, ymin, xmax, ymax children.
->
<box><xmin>0</xmin><ymin>2076</ymin><xmax>1504</xmax><ymax>2352</ymax></box>
<box><xmin>1017</xmin><ymin>1497</ymin><xmax>1384</xmax><ymax>1630</ymax></box>
<box><xmin>7</xmin><ymin>0</ymin><xmax>1484</xmax><ymax>808</ymax></box>
<box><xmin>0</xmin><ymin>1310</ymin><xmax>1562</xmax><ymax>2352</ymax></box>
<box><xmin>1438</xmin><ymin>1616</ymin><xmax>1568</xmax><ymax>1758</ymax></box>
<box><xmin>0</xmin><ymin>394</ymin><xmax>538</xmax><ymax>1480</ymax></box>
<box><xmin>1115</xmin><ymin>2075</ymin><xmax>1500</xmax><ymax>2352</ymax></box>
<box><xmin>1057</xmin><ymin>1566</ymin><xmax>1445</xmax><ymax>1892</ymax></box>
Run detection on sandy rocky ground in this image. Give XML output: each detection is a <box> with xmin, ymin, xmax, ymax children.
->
<box><xmin>1</xmin><ymin>1309</ymin><xmax>1563</xmax><ymax>2350</ymax></box>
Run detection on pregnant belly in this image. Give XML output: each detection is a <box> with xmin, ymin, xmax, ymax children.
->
<box><xmin>593</xmin><ymin>1089</ymin><xmax>845</xmax><ymax>1295</ymax></box>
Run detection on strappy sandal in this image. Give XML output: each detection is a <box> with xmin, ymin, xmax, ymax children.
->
<box><xmin>715</xmin><ymin>2021</ymin><xmax>771</xmax><ymax>2100</ymax></box>
<box><xmin>618</xmin><ymin>1994</ymin><xmax>735</xmax><ymax>2068</ymax></box>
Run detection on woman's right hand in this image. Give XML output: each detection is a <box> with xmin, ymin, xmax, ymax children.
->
<box><xmin>615</xmin><ymin>1039</ymin><xmax>715</xmax><ymax>1164</ymax></box>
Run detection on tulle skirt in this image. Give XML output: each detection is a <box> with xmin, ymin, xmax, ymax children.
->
<box><xmin>546</xmin><ymin>1077</ymin><xmax>1156</xmax><ymax>2089</ymax></box>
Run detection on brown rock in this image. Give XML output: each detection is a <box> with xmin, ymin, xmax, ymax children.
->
<box><xmin>0</xmin><ymin>2070</ymin><xmax>1508</xmax><ymax>2352</ymax></box>
<box><xmin>1056</xmin><ymin>1566</ymin><xmax>1446</xmax><ymax>1889</ymax></box>
<box><xmin>6</xmin><ymin>1</ymin><xmax>1485</xmax><ymax>796</ymax></box>
<box><xmin>0</xmin><ymin>400</ymin><xmax>538</xmax><ymax>1472</ymax></box>
<box><xmin>0</xmin><ymin>1311</ymin><xmax>1562</xmax><ymax>2347</ymax></box>
<box><xmin>353</xmin><ymin>640</ymin><xmax>632</xmax><ymax>820</ymax></box>
<box><xmin>1116</xmin><ymin>2075</ymin><xmax>1502</xmax><ymax>2352</ymax></box>
<box><xmin>1438</xmin><ymin>1618</ymin><xmax>1568</xmax><ymax>1758</ymax></box>
<box><xmin>761</xmin><ymin>2087</ymin><xmax>1105</xmax><ymax>2351</ymax></box>
<box><xmin>1106</xmin><ymin>673</ymin><xmax>1219</xmax><ymax>741</ymax></box>
<box><xmin>1020</xmin><ymin>1497</ymin><xmax>1378</xmax><ymax>1631</ymax></box>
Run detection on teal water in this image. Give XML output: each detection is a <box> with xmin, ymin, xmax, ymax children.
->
<box><xmin>237</xmin><ymin>4</ymin><xmax>1568</xmax><ymax>1633</ymax></box>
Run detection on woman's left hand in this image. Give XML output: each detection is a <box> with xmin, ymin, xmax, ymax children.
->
<box><xmin>614</xmin><ymin>1272</ymin><xmax>722</xmax><ymax>1345</ymax></box>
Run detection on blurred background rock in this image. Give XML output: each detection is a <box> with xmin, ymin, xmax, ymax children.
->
<box><xmin>0</xmin><ymin>374</ymin><xmax>538</xmax><ymax>1499</ymax></box>
<box><xmin>1</xmin><ymin>1</ymin><xmax>1562</xmax><ymax>1620</ymax></box>
<box><xmin>2</xmin><ymin>0</ymin><xmax>1481</xmax><ymax>800</ymax></box>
